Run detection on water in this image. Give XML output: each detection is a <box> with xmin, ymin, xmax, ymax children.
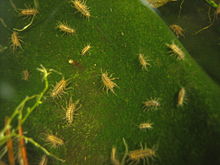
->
<box><xmin>158</xmin><ymin>0</ymin><xmax>220</xmax><ymax>83</ymax></box>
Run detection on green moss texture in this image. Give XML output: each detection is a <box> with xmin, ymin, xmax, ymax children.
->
<box><xmin>0</xmin><ymin>0</ymin><xmax>220</xmax><ymax>164</ymax></box>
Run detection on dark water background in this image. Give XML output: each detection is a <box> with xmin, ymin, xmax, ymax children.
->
<box><xmin>158</xmin><ymin>0</ymin><xmax>220</xmax><ymax>84</ymax></box>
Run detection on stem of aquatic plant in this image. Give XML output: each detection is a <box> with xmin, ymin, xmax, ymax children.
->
<box><xmin>0</xmin><ymin>65</ymin><xmax>49</xmax><ymax>137</ymax></box>
<box><xmin>15</xmin><ymin>135</ymin><xmax>65</xmax><ymax>162</ymax></box>
<box><xmin>0</xmin><ymin>65</ymin><xmax>60</xmax><ymax>157</ymax></box>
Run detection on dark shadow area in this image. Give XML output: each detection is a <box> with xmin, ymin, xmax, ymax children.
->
<box><xmin>158</xmin><ymin>0</ymin><xmax>220</xmax><ymax>84</ymax></box>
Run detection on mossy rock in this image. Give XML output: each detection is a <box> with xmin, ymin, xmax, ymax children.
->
<box><xmin>0</xmin><ymin>0</ymin><xmax>220</xmax><ymax>164</ymax></box>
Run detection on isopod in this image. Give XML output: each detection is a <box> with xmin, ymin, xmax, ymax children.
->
<box><xmin>169</xmin><ymin>24</ymin><xmax>184</xmax><ymax>38</ymax></box>
<box><xmin>123</xmin><ymin>139</ymin><xmax>158</xmax><ymax>165</ymax></box>
<box><xmin>128</xmin><ymin>146</ymin><xmax>157</xmax><ymax>164</ymax></box>
<box><xmin>20</xmin><ymin>8</ymin><xmax>38</xmax><ymax>16</ymax></box>
<box><xmin>56</xmin><ymin>22</ymin><xmax>76</xmax><ymax>34</ymax></box>
<box><xmin>71</xmin><ymin>0</ymin><xmax>91</xmax><ymax>18</ymax></box>
<box><xmin>22</xmin><ymin>70</ymin><xmax>30</xmax><ymax>80</ymax></box>
<box><xmin>50</xmin><ymin>78</ymin><xmax>70</xmax><ymax>98</ymax></box>
<box><xmin>177</xmin><ymin>87</ymin><xmax>186</xmax><ymax>106</ymax></box>
<box><xmin>81</xmin><ymin>44</ymin><xmax>91</xmax><ymax>55</ymax></box>
<box><xmin>101</xmin><ymin>71</ymin><xmax>119</xmax><ymax>94</ymax></box>
<box><xmin>11</xmin><ymin>31</ymin><xmax>22</xmax><ymax>51</ymax></box>
<box><xmin>138</xmin><ymin>53</ymin><xmax>150</xmax><ymax>70</ymax></box>
<box><xmin>65</xmin><ymin>98</ymin><xmax>81</xmax><ymax>125</ymax></box>
<box><xmin>139</xmin><ymin>122</ymin><xmax>153</xmax><ymax>129</ymax></box>
<box><xmin>166</xmin><ymin>42</ymin><xmax>185</xmax><ymax>60</ymax></box>
<box><xmin>143</xmin><ymin>98</ymin><xmax>160</xmax><ymax>111</ymax></box>
<box><xmin>46</xmin><ymin>134</ymin><xmax>64</xmax><ymax>148</ymax></box>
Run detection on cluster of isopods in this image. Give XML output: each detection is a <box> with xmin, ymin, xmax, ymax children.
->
<box><xmin>108</xmin><ymin>59</ymin><xmax>186</xmax><ymax>164</ymax></box>
<box><xmin>8</xmin><ymin>0</ymin><xmax>91</xmax><ymax>164</ymax></box>
<box><xmin>101</xmin><ymin>32</ymin><xmax>187</xmax><ymax>165</ymax></box>
<box><xmin>106</xmin><ymin>24</ymin><xmax>187</xmax><ymax>165</ymax></box>
<box><xmin>8</xmin><ymin>0</ymin><xmax>188</xmax><ymax>164</ymax></box>
<box><xmin>110</xmin><ymin>88</ymin><xmax>186</xmax><ymax>165</ymax></box>
<box><xmin>29</xmin><ymin>77</ymin><xmax>81</xmax><ymax>164</ymax></box>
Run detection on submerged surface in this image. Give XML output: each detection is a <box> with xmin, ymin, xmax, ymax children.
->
<box><xmin>0</xmin><ymin>0</ymin><xmax>220</xmax><ymax>164</ymax></box>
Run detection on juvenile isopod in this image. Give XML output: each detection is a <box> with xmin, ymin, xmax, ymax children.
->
<box><xmin>81</xmin><ymin>44</ymin><xmax>91</xmax><ymax>55</ymax></box>
<box><xmin>19</xmin><ymin>8</ymin><xmax>39</xmax><ymax>16</ymax></box>
<box><xmin>169</xmin><ymin>24</ymin><xmax>184</xmax><ymax>38</ymax></box>
<box><xmin>139</xmin><ymin>122</ymin><xmax>153</xmax><ymax>130</ymax></box>
<box><xmin>11</xmin><ymin>31</ymin><xmax>22</xmax><ymax>51</ymax></box>
<box><xmin>128</xmin><ymin>146</ymin><xmax>157</xmax><ymax>164</ymax></box>
<box><xmin>138</xmin><ymin>53</ymin><xmax>150</xmax><ymax>70</ymax></box>
<box><xmin>71</xmin><ymin>0</ymin><xmax>91</xmax><ymax>18</ymax></box>
<box><xmin>22</xmin><ymin>70</ymin><xmax>30</xmax><ymax>80</ymax></box>
<box><xmin>101</xmin><ymin>71</ymin><xmax>119</xmax><ymax>94</ymax></box>
<box><xmin>143</xmin><ymin>98</ymin><xmax>160</xmax><ymax>111</ymax></box>
<box><xmin>123</xmin><ymin>139</ymin><xmax>158</xmax><ymax>165</ymax></box>
<box><xmin>177</xmin><ymin>87</ymin><xmax>186</xmax><ymax>107</ymax></box>
<box><xmin>56</xmin><ymin>22</ymin><xmax>76</xmax><ymax>34</ymax></box>
<box><xmin>65</xmin><ymin>98</ymin><xmax>81</xmax><ymax>125</ymax></box>
<box><xmin>166</xmin><ymin>42</ymin><xmax>185</xmax><ymax>60</ymax></box>
<box><xmin>46</xmin><ymin>134</ymin><xmax>64</xmax><ymax>148</ymax></box>
<box><xmin>50</xmin><ymin>78</ymin><xmax>70</xmax><ymax>98</ymax></box>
